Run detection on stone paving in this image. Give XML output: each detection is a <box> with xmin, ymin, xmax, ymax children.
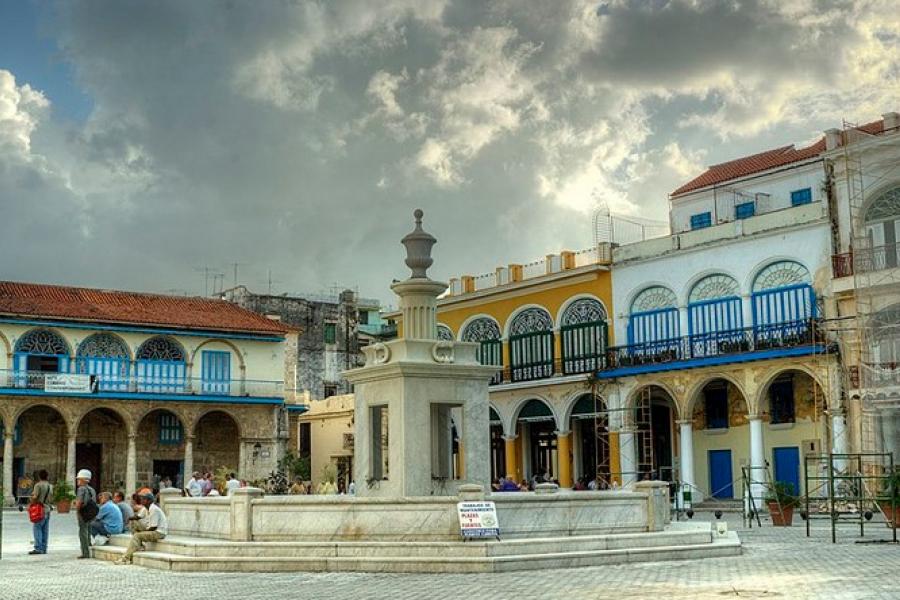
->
<box><xmin>0</xmin><ymin>509</ymin><xmax>897</xmax><ymax>599</ymax></box>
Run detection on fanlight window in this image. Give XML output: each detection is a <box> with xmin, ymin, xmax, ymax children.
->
<box><xmin>15</xmin><ymin>329</ymin><xmax>70</xmax><ymax>356</ymax></box>
<box><xmin>752</xmin><ymin>261</ymin><xmax>810</xmax><ymax>292</ymax></box>
<box><xmin>136</xmin><ymin>336</ymin><xmax>185</xmax><ymax>362</ymax></box>
<box><xmin>689</xmin><ymin>274</ymin><xmax>740</xmax><ymax>303</ymax></box>
<box><xmin>631</xmin><ymin>286</ymin><xmax>677</xmax><ymax>313</ymax></box>
<box><xmin>509</xmin><ymin>308</ymin><xmax>553</xmax><ymax>335</ymax></box>
<box><xmin>77</xmin><ymin>333</ymin><xmax>129</xmax><ymax>359</ymax></box>
<box><xmin>461</xmin><ymin>317</ymin><xmax>501</xmax><ymax>342</ymax></box>
<box><xmin>436</xmin><ymin>324</ymin><xmax>454</xmax><ymax>341</ymax></box>
<box><xmin>561</xmin><ymin>298</ymin><xmax>607</xmax><ymax>326</ymax></box>
<box><xmin>864</xmin><ymin>187</ymin><xmax>900</xmax><ymax>223</ymax></box>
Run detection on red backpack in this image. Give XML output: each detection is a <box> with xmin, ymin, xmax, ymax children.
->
<box><xmin>28</xmin><ymin>502</ymin><xmax>45</xmax><ymax>524</ymax></box>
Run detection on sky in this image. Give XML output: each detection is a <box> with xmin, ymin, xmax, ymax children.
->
<box><xmin>1</xmin><ymin>0</ymin><xmax>899</xmax><ymax>306</ymax></box>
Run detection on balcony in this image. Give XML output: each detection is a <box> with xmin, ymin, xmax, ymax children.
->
<box><xmin>599</xmin><ymin>319</ymin><xmax>824</xmax><ymax>378</ymax></box>
<box><xmin>832</xmin><ymin>242</ymin><xmax>900</xmax><ymax>278</ymax></box>
<box><xmin>0</xmin><ymin>369</ymin><xmax>284</xmax><ymax>401</ymax></box>
<box><xmin>488</xmin><ymin>353</ymin><xmax>606</xmax><ymax>387</ymax></box>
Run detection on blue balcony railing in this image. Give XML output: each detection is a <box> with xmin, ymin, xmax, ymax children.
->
<box><xmin>0</xmin><ymin>369</ymin><xmax>284</xmax><ymax>398</ymax></box>
<box><xmin>604</xmin><ymin>319</ymin><xmax>822</xmax><ymax>371</ymax></box>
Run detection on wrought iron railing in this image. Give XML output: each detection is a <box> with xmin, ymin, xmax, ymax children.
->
<box><xmin>0</xmin><ymin>369</ymin><xmax>284</xmax><ymax>398</ymax></box>
<box><xmin>604</xmin><ymin>319</ymin><xmax>822</xmax><ymax>370</ymax></box>
<box><xmin>832</xmin><ymin>242</ymin><xmax>900</xmax><ymax>278</ymax></box>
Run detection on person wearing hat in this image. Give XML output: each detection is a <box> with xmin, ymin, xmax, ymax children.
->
<box><xmin>74</xmin><ymin>469</ymin><xmax>97</xmax><ymax>559</ymax></box>
<box><xmin>116</xmin><ymin>492</ymin><xmax>168</xmax><ymax>565</ymax></box>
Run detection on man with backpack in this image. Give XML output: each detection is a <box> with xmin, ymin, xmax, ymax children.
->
<box><xmin>28</xmin><ymin>470</ymin><xmax>53</xmax><ymax>555</ymax></box>
<box><xmin>74</xmin><ymin>469</ymin><xmax>98</xmax><ymax>559</ymax></box>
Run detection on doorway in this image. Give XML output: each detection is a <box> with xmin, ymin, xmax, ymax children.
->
<box><xmin>773</xmin><ymin>446</ymin><xmax>801</xmax><ymax>495</ymax></box>
<box><xmin>76</xmin><ymin>443</ymin><xmax>102</xmax><ymax>491</ymax></box>
<box><xmin>708</xmin><ymin>449</ymin><xmax>734</xmax><ymax>499</ymax></box>
<box><xmin>152</xmin><ymin>460</ymin><xmax>184</xmax><ymax>489</ymax></box>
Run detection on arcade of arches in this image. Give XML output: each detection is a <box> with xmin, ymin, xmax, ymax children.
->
<box><xmin>1</xmin><ymin>396</ymin><xmax>283</xmax><ymax>504</ymax></box>
<box><xmin>487</xmin><ymin>356</ymin><xmax>842</xmax><ymax>503</ymax></box>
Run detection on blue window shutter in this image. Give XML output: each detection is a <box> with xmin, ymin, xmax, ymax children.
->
<box><xmin>735</xmin><ymin>202</ymin><xmax>755</xmax><ymax>219</ymax></box>
<box><xmin>201</xmin><ymin>350</ymin><xmax>231</xmax><ymax>394</ymax></box>
<box><xmin>790</xmin><ymin>188</ymin><xmax>812</xmax><ymax>206</ymax></box>
<box><xmin>690</xmin><ymin>212</ymin><xmax>712</xmax><ymax>230</ymax></box>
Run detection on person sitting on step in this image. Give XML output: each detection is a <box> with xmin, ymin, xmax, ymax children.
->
<box><xmin>115</xmin><ymin>492</ymin><xmax>168</xmax><ymax>565</ymax></box>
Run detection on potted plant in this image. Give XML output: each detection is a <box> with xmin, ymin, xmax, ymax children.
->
<box><xmin>53</xmin><ymin>480</ymin><xmax>76</xmax><ymax>514</ymax></box>
<box><xmin>878</xmin><ymin>469</ymin><xmax>900</xmax><ymax>528</ymax></box>
<box><xmin>765</xmin><ymin>481</ymin><xmax>797</xmax><ymax>526</ymax></box>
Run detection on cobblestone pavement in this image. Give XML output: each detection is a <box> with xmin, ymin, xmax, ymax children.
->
<box><xmin>1</xmin><ymin>509</ymin><xmax>897</xmax><ymax>600</ymax></box>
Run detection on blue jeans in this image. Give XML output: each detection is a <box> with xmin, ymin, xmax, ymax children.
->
<box><xmin>33</xmin><ymin>513</ymin><xmax>50</xmax><ymax>554</ymax></box>
<box><xmin>90</xmin><ymin>520</ymin><xmax>110</xmax><ymax>537</ymax></box>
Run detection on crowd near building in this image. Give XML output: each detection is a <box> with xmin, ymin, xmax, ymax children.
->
<box><xmin>2</xmin><ymin>112</ymin><xmax>899</xmax><ymax>509</ymax></box>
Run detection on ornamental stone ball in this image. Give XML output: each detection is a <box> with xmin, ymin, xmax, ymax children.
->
<box><xmin>401</xmin><ymin>208</ymin><xmax>437</xmax><ymax>279</ymax></box>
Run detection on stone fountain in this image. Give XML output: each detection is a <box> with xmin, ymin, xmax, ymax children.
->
<box><xmin>92</xmin><ymin>210</ymin><xmax>741</xmax><ymax>572</ymax></box>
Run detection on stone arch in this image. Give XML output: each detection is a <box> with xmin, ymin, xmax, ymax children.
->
<box><xmin>504</xmin><ymin>304</ymin><xmax>553</xmax><ymax>339</ymax></box>
<box><xmin>11</xmin><ymin>402</ymin><xmax>70</xmax><ymax>436</ymax></box>
<box><xmin>506</xmin><ymin>395</ymin><xmax>559</xmax><ymax>434</ymax></box>
<box><xmin>561</xmin><ymin>390</ymin><xmax>607</xmax><ymax>425</ymax></box>
<box><xmin>136</xmin><ymin>407</ymin><xmax>188</xmax><ymax>488</ymax></box>
<box><xmin>556</xmin><ymin>294</ymin><xmax>609</xmax><ymax>328</ymax></box>
<box><xmin>190</xmin><ymin>338</ymin><xmax>247</xmax><ymax>372</ymax></box>
<box><xmin>684</xmin><ymin>373</ymin><xmax>750</xmax><ymax>418</ymax></box>
<box><xmin>74</xmin><ymin>404</ymin><xmax>134</xmax><ymax>437</ymax></box>
<box><xmin>134</xmin><ymin>404</ymin><xmax>190</xmax><ymax>433</ymax></box>
<box><xmin>754</xmin><ymin>365</ymin><xmax>827</xmax><ymax>417</ymax></box>
<box><xmin>192</xmin><ymin>407</ymin><xmax>243</xmax><ymax>438</ymax></box>
<box><xmin>0</xmin><ymin>329</ymin><xmax>11</xmax><ymax>357</ymax></box>
<box><xmin>12</xmin><ymin>403</ymin><xmax>69</xmax><ymax>484</ymax></box>
<box><xmin>625</xmin><ymin>381</ymin><xmax>682</xmax><ymax>422</ymax></box>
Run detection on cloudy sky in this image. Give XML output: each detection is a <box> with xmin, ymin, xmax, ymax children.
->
<box><xmin>2</xmin><ymin>1</ymin><xmax>898</xmax><ymax>305</ymax></box>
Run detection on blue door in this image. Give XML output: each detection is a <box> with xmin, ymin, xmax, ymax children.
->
<box><xmin>709</xmin><ymin>450</ymin><xmax>734</xmax><ymax>499</ymax></box>
<box><xmin>773</xmin><ymin>447</ymin><xmax>801</xmax><ymax>495</ymax></box>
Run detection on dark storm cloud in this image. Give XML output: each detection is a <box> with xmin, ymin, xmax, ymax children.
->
<box><xmin>1</xmin><ymin>0</ymin><xmax>897</xmax><ymax>302</ymax></box>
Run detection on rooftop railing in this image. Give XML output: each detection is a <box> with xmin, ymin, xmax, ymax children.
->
<box><xmin>0</xmin><ymin>369</ymin><xmax>284</xmax><ymax>398</ymax></box>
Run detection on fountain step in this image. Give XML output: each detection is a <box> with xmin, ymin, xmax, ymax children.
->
<box><xmin>92</xmin><ymin>527</ymin><xmax>741</xmax><ymax>572</ymax></box>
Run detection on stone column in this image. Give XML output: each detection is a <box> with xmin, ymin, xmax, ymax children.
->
<box><xmin>230</xmin><ymin>487</ymin><xmax>263</xmax><ymax>541</ymax></box>
<box><xmin>556</xmin><ymin>430</ymin><xmax>572</xmax><ymax>488</ymax></box>
<box><xmin>238</xmin><ymin>439</ymin><xmax>247</xmax><ymax>478</ymax></box>
<box><xmin>831</xmin><ymin>410</ymin><xmax>847</xmax><ymax>474</ymax></box>
<box><xmin>3</xmin><ymin>429</ymin><xmax>14</xmax><ymax>506</ymax></box>
<box><xmin>66</xmin><ymin>434</ymin><xmax>77</xmax><ymax>485</ymax></box>
<box><xmin>183</xmin><ymin>435</ymin><xmax>194</xmax><ymax>481</ymax></box>
<box><xmin>749</xmin><ymin>415</ymin><xmax>765</xmax><ymax>511</ymax></box>
<box><xmin>126</xmin><ymin>433</ymin><xmax>137</xmax><ymax>493</ymax></box>
<box><xmin>677</xmin><ymin>420</ymin><xmax>696</xmax><ymax>507</ymax></box>
<box><xmin>619</xmin><ymin>428</ymin><xmax>637</xmax><ymax>486</ymax></box>
<box><xmin>503</xmin><ymin>436</ymin><xmax>518</xmax><ymax>481</ymax></box>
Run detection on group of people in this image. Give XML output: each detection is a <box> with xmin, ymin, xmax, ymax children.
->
<box><xmin>185</xmin><ymin>471</ymin><xmax>242</xmax><ymax>497</ymax></box>
<box><xmin>491</xmin><ymin>474</ymin><xmax>613</xmax><ymax>491</ymax></box>
<box><xmin>26</xmin><ymin>468</ymin><xmax>168</xmax><ymax>565</ymax></box>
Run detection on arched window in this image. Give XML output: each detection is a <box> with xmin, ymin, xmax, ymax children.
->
<box><xmin>561</xmin><ymin>299</ymin><xmax>608</xmax><ymax>375</ymax></box>
<box><xmin>462</xmin><ymin>317</ymin><xmax>503</xmax><ymax>381</ymax></box>
<box><xmin>870</xmin><ymin>304</ymin><xmax>900</xmax><ymax>376</ymax></box>
<box><xmin>751</xmin><ymin>261</ymin><xmax>815</xmax><ymax>337</ymax></box>
<box><xmin>14</xmin><ymin>329</ymin><xmax>71</xmax><ymax>375</ymax></box>
<box><xmin>687</xmin><ymin>274</ymin><xmax>742</xmax><ymax>357</ymax></box>
<box><xmin>436</xmin><ymin>324</ymin><xmax>454</xmax><ymax>342</ymax></box>
<box><xmin>76</xmin><ymin>333</ymin><xmax>130</xmax><ymax>391</ymax></box>
<box><xmin>863</xmin><ymin>186</ymin><xmax>900</xmax><ymax>270</ymax></box>
<box><xmin>135</xmin><ymin>336</ymin><xmax>186</xmax><ymax>393</ymax></box>
<box><xmin>628</xmin><ymin>286</ymin><xmax>679</xmax><ymax>347</ymax></box>
<box><xmin>509</xmin><ymin>308</ymin><xmax>554</xmax><ymax>382</ymax></box>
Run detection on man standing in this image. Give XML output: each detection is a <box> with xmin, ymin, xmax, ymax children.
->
<box><xmin>186</xmin><ymin>471</ymin><xmax>202</xmax><ymax>497</ymax></box>
<box><xmin>116</xmin><ymin>493</ymin><xmax>167</xmax><ymax>565</ymax></box>
<box><xmin>225</xmin><ymin>473</ymin><xmax>240</xmax><ymax>495</ymax></box>
<box><xmin>29</xmin><ymin>470</ymin><xmax>53</xmax><ymax>555</ymax></box>
<box><xmin>90</xmin><ymin>492</ymin><xmax>124</xmax><ymax>545</ymax></box>
<box><xmin>74</xmin><ymin>469</ymin><xmax>97</xmax><ymax>559</ymax></box>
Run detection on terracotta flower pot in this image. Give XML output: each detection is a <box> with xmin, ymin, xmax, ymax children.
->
<box><xmin>881</xmin><ymin>504</ymin><xmax>900</xmax><ymax>528</ymax></box>
<box><xmin>56</xmin><ymin>499</ymin><xmax>72</xmax><ymax>514</ymax></box>
<box><xmin>767</xmin><ymin>501</ymin><xmax>794</xmax><ymax>526</ymax></box>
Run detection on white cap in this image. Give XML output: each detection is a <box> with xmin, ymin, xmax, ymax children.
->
<box><xmin>76</xmin><ymin>469</ymin><xmax>92</xmax><ymax>481</ymax></box>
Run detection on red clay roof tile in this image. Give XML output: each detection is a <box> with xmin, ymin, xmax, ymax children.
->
<box><xmin>671</xmin><ymin>119</ymin><xmax>885</xmax><ymax>197</ymax></box>
<box><xmin>0</xmin><ymin>281</ymin><xmax>288</xmax><ymax>336</ymax></box>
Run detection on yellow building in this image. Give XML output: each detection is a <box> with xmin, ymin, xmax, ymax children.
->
<box><xmin>392</xmin><ymin>244</ymin><xmax>616</xmax><ymax>489</ymax></box>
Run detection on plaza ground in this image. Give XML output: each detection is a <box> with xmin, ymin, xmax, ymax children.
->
<box><xmin>0</xmin><ymin>509</ymin><xmax>897</xmax><ymax>599</ymax></box>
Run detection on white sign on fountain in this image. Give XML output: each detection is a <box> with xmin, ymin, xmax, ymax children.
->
<box><xmin>344</xmin><ymin>209</ymin><xmax>500</xmax><ymax>498</ymax></box>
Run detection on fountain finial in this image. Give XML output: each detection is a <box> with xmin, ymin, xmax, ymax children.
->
<box><xmin>401</xmin><ymin>208</ymin><xmax>437</xmax><ymax>279</ymax></box>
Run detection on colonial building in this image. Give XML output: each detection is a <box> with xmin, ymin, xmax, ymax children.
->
<box><xmin>0</xmin><ymin>281</ymin><xmax>296</xmax><ymax>504</ymax></box>
<box><xmin>392</xmin><ymin>245</ymin><xmax>615</xmax><ymax>489</ymax></box>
